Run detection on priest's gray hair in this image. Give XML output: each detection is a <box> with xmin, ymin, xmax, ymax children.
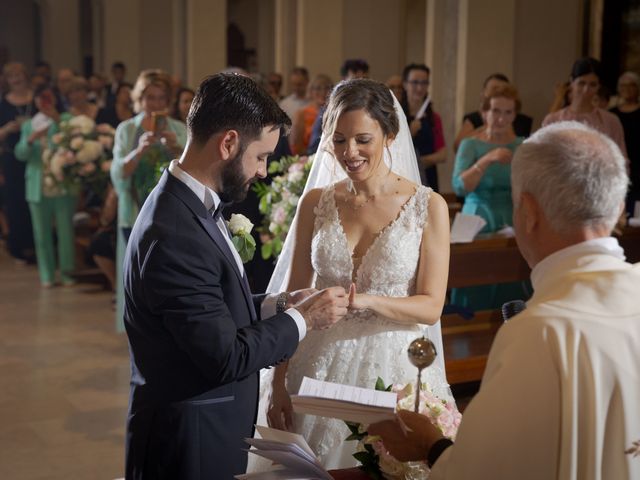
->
<box><xmin>511</xmin><ymin>121</ymin><xmax>628</xmax><ymax>233</ymax></box>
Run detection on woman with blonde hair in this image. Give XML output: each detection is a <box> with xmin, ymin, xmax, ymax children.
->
<box><xmin>110</xmin><ymin>69</ymin><xmax>187</xmax><ymax>330</ymax></box>
<box><xmin>289</xmin><ymin>74</ymin><xmax>332</xmax><ymax>154</ymax></box>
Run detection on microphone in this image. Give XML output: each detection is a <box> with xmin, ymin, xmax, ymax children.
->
<box><xmin>501</xmin><ymin>300</ymin><xmax>526</xmax><ymax>322</ymax></box>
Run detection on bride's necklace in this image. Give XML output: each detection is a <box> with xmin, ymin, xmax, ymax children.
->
<box><xmin>346</xmin><ymin>176</ymin><xmax>402</xmax><ymax>210</ymax></box>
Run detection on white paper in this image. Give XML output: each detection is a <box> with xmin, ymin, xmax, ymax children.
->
<box><xmin>296</xmin><ymin>377</ymin><xmax>397</xmax><ymax>409</ymax></box>
<box><xmin>31</xmin><ymin>112</ymin><xmax>52</xmax><ymax>132</ymax></box>
<box><xmin>246</xmin><ymin>438</ymin><xmax>316</xmax><ymax>464</ymax></box>
<box><xmin>235</xmin><ymin>468</ymin><xmax>319</xmax><ymax>480</ymax></box>
<box><xmin>247</xmin><ymin>450</ymin><xmax>331</xmax><ymax>480</ymax></box>
<box><xmin>450</xmin><ymin>212</ymin><xmax>487</xmax><ymax>243</ymax></box>
<box><xmin>415</xmin><ymin>96</ymin><xmax>431</xmax><ymax>120</ymax></box>
<box><xmin>254</xmin><ymin>425</ymin><xmax>316</xmax><ymax>460</ymax></box>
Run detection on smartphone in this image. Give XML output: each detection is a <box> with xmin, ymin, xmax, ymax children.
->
<box><xmin>151</xmin><ymin>112</ymin><xmax>168</xmax><ymax>135</ymax></box>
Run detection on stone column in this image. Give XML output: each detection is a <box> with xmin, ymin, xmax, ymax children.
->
<box><xmin>274</xmin><ymin>0</ymin><xmax>297</xmax><ymax>90</ymax></box>
<box><xmin>184</xmin><ymin>0</ymin><xmax>226</xmax><ymax>87</ymax></box>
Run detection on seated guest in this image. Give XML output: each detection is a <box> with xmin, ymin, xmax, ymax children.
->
<box><xmin>96</xmin><ymin>82</ymin><xmax>134</xmax><ymax>128</ymax></box>
<box><xmin>450</xmin><ymin>83</ymin><xmax>527</xmax><ymax>310</ymax></box>
<box><xmin>171</xmin><ymin>86</ymin><xmax>194</xmax><ymax>123</ymax></box>
<box><xmin>370</xmin><ymin>121</ymin><xmax>639</xmax><ymax>480</ymax></box>
<box><xmin>611</xmin><ymin>71</ymin><xmax>640</xmax><ymax>216</ymax></box>
<box><xmin>454</xmin><ymin>73</ymin><xmax>532</xmax><ymax>151</ymax></box>
<box><xmin>543</xmin><ymin>57</ymin><xmax>627</xmax><ymax>156</ymax></box>
<box><xmin>88</xmin><ymin>184</ymin><xmax>117</xmax><ymax>293</ymax></box>
<box><xmin>279</xmin><ymin>67</ymin><xmax>309</xmax><ymax>120</ymax></box>
<box><xmin>14</xmin><ymin>85</ymin><xmax>77</xmax><ymax>287</ymax></box>
<box><xmin>289</xmin><ymin>74</ymin><xmax>332</xmax><ymax>155</ymax></box>
<box><xmin>401</xmin><ymin>63</ymin><xmax>446</xmax><ymax>191</ymax></box>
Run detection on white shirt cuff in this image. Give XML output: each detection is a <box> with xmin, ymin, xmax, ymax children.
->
<box><xmin>285</xmin><ymin>308</ymin><xmax>307</xmax><ymax>341</ymax></box>
<box><xmin>260</xmin><ymin>295</ymin><xmax>307</xmax><ymax>341</ymax></box>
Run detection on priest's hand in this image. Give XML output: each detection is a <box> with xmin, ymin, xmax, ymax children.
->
<box><xmin>295</xmin><ymin>286</ymin><xmax>349</xmax><ymax>330</ymax></box>
<box><xmin>368</xmin><ymin>410</ymin><xmax>443</xmax><ymax>462</ymax></box>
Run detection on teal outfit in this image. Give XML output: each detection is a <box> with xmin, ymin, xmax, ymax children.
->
<box><xmin>14</xmin><ymin>112</ymin><xmax>77</xmax><ymax>285</ymax></box>
<box><xmin>110</xmin><ymin>112</ymin><xmax>187</xmax><ymax>331</ymax></box>
<box><xmin>452</xmin><ymin>137</ymin><xmax>523</xmax><ymax>233</ymax></box>
<box><xmin>450</xmin><ymin>136</ymin><xmax>530</xmax><ymax>310</ymax></box>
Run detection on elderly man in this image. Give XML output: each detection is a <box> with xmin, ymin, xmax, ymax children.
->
<box><xmin>370</xmin><ymin>121</ymin><xmax>640</xmax><ymax>479</ymax></box>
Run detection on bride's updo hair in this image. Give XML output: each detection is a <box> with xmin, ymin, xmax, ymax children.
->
<box><xmin>321</xmin><ymin>79</ymin><xmax>399</xmax><ymax>151</ymax></box>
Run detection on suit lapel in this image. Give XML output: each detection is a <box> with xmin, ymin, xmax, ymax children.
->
<box><xmin>161</xmin><ymin>171</ymin><xmax>257</xmax><ymax>322</ymax></box>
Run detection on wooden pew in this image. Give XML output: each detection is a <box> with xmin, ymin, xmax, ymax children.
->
<box><xmin>442</xmin><ymin>226</ymin><xmax>640</xmax><ymax>385</ymax></box>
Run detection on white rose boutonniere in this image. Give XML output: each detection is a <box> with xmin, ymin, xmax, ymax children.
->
<box><xmin>228</xmin><ymin>213</ymin><xmax>256</xmax><ymax>263</ymax></box>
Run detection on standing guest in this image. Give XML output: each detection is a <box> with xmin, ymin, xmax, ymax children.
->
<box><xmin>450</xmin><ymin>84</ymin><xmax>527</xmax><ymax>310</ymax></box>
<box><xmin>53</xmin><ymin>68</ymin><xmax>74</xmax><ymax>112</ymax></box>
<box><xmin>110</xmin><ymin>69</ymin><xmax>187</xmax><ymax>331</ymax></box>
<box><xmin>610</xmin><ymin>71</ymin><xmax>640</xmax><ymax>216</ymax></box>
<box><xmin>290</xmin><ymin>74</ymin><xmax>332</xmax><ymax>155</ymax></box>
<box><xmin>88</xmin><ymin>73</ymin><xmax>108</xmax><ymax>108</ymax></box>
<box><xmin>14</xmin><ymin>85</ymin><xmax>76</xmax><ymax>287</ymax></box>
<box><xmin>548</xmin><ymin>80</ymin><xmax>572</xmax><ymax>114</ymax></box>
<box><xmin>87</xmin><ymin>184</ymin><xmax>117</xmax><ymax>293</ymax></box>
<box><xmin>0</xmin><ymin>62</ymin><xmax>35</xmax><ymax>263</ymax></box>
<box><xmin>123</xmin><ymin>72</ymin><xmax>348</xmax><ymax>480</ymax></box>
<box><xmin>454</xmin><ymin>73</ymin><xmax>532</xmax><ymax>151</ymax></box>
<box><xmin>266</xmin><ymin>72</ymin><xmax>284</xmax><ymax>101</ymax></box>
<box><xmin>96</xmin><ymin>82</ymin><xmax>134</xmax><ymax>129</ymax></box>
<box><xmin>30</xmin><ymin>73</ymin><xmax>48</xmax><ymax>91</ymax></box>
<box><xmin>369</xmin><ymin>121</ymin><xmax>639</xmax><ymax>480</ymax></box>
<box><xmin>33</xmin><ymin>61</ymin><xmax>52</xmax><ymax>85</ymax></box>
<box><xmin>105</xmin><ymin>61</ymin><xmax>127</xmax><ymax>108</ymax></box>
<box><xmin>386</xmin><ymin>74</ymin><xmax>404</xmax><ymax>102</ymax></box>
<box><xmin>67</xmin><ymin>77</ymin><xmax>99</xmax><ymax>120</ymax></box>
<box><xmin>171</xmin><ymin>86</ymin><xmax>195</xmax><ymax>123</ymax></box>
<box><xmin>279</xmin><ymin>67</ymin><xmax>309</xmax><ymax>120</ymax></box>
<box><xmin>401</xmin><ymin>63</ymin><xmax>446</xmax><ymax>191</ymax></box>
<box><xmin>593</xmin><ymin>84</ymin><xmax>612</xmax><ymax>109</ymax></box>
<box><xmin>543</xmin><ymin>58</ymin><xmax>627</xmax><ymax>156</ymax></box>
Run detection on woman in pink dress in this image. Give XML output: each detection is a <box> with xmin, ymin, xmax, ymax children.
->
<box><xmin>543</xmin><ymin>57</ymin><xmax>627</xmax><ymax>156</ymax></box>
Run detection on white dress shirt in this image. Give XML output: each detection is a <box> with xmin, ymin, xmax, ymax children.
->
<box><xmin>168</xmin><ymin>160</ymin><xmax>306</xmax><ymax>340</ymax></box>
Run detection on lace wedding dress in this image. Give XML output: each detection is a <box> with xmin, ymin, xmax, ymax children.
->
<box><xmin>258</xmin><ymin>183</ymin><xmax>455</xmax><ymax>470</ymax></box>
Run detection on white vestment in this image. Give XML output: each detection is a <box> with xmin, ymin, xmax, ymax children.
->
<box><xmin>431</xmin><ymin>238</ymin><xmax>640</xmax><ymax>480</ymax></box>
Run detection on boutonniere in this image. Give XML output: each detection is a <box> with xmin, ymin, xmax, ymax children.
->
<box><xmin>228</xmin><ymin>214</ymin><xmax>256</xmax><ymax>263</ymax></box>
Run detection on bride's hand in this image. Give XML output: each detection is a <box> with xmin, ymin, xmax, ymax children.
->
<box><xmin>267</xmin><ymin>384</ymin><xmax>294</xmax><ymax>431</ymax></box>
<box><xmin>348</xmin><ymin>283</ymin><xmax>370</xmax><ymax>310</ymax></box>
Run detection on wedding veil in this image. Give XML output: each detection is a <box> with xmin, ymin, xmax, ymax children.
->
<box><xmin>267</xmin><ymin>88</ymin><xmax>447</xmax><ymax>376</ymax></box>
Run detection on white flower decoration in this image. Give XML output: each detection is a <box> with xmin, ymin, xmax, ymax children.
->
<box><xmin>76</xmin><ymin>140</ymin><xmax>103</xmax><ymax>163</ymax></box>
<box><xmin>70</xmin><ymin>136</ymin><xmax>84</xmax><ymax>150</ymax></box>
<box><xmin>228</xmin><ymin>214</ymin><xmax>254</xmax><ymax>235</ymax></box>
<box><xmin>68</xmin><ymin>115</ymin><xmax>95</xmax><ymax>135</ymax></box>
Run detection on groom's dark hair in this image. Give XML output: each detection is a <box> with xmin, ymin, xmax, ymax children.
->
<box><xmin>187</xmin><ymin>73</ymin><xmax>291</xmax><ymax>147</ymax></box>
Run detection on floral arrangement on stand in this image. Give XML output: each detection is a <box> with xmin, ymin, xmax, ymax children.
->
<box><xmin>43</xmin><ymin>115</ymin><xmax>114</xmax><ymax>199</ymax></box>
<box><xmin>346</xmin><ymin>378</ymin><xmax>461</xmax><ymax>480</ymax></box>
<box><xmin>253</xmin><ymin>155</ymin><xmax>313</xmax><ymax>260</ymax></box>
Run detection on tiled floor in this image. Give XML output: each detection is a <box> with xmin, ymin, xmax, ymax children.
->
<box><xmin>0</xmin><ymin>247</ymin><xmax>129</xmax><ymax>479</ymax></box>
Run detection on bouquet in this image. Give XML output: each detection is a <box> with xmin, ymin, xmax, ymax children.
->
<box><xmin>346</xmin><ymin>378</ymin><xmax>461</xmax><ymax>480</ymax></box>
<box><xmin>253</xmin><ymin>155</ymin><xmax>313</xmax><ymax>260</ymax></box>
<box><xmin>43</xmin><ymin>115</ymin><xmax>114</xmax><ymax>199</ymax></box>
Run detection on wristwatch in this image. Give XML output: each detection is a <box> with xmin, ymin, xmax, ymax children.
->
<box><xmin>427</xmin><ymin>438</ymin><xmax>454</xmax><ymax>468</ymax></box>
<box><xmin>276</xmin><ymin>292</ymin><xmax>290</xmax><ymax>314</ymax></box>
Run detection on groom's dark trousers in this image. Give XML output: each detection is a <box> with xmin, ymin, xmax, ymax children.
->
<box><xmin>124</xmin><ymin>171</ymin><xmax>299</xmax><ymax>479</ymax></box>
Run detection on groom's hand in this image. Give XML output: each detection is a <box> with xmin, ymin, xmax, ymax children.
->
<box><xmin>294</xmin><ymin>287</ymin><xmax>349</xmax><ymax>330</ymax></box>
<box><xmin>287</xmin><ymin>288</ymin><xmax>318</xmax><ymax>308</ymax></box>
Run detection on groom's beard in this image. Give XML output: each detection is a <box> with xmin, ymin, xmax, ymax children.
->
<box><xmin>220</xmin><ymin>149</ymin><xmax>254</xmax><ymax>203</ymax></box>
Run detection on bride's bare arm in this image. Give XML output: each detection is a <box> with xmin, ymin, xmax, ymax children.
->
<box><xmin>268</xmin><ymin>188</ymin><xmax>323</xmax><ymax>431</ymax></box>
<box><xmin>349</xmin><ymin>192</ymin><xmax>450</xmax><ymax>325</ymax></box>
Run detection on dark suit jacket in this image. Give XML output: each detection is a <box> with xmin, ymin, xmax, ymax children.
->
<box><xmin>124</xmin><ymin>171</ymin><xmax>300</xmax><ymax>479</ymax></box>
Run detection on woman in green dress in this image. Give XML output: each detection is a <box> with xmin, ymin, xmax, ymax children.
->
<box><xmin>110</xmin><ymin>70</ymin><xmax>187</xmax><ymax>331</ymax></box>
<box><xmin>451</xmin><ymin>83</ymin><xmax>528</xmax><ymax>310</ymax></box>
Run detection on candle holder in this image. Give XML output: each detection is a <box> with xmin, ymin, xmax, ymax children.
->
<box><xmin>407</xmin><ymin>337</ymin><xmax>437</xmax><ymax>412</ymax></box>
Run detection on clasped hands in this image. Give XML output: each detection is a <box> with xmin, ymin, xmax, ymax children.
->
<box><xmin>287</xmin><ymin>283</ymin><xmax>367</xmax><ymax>331</ymax></box>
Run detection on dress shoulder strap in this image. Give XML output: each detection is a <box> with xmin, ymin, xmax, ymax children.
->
<box><xmin>412</xmin><ymin>185</ymin><xmax>432</xmax><ymax>229</ymax></box>
<box><xmin>312</xmin><ymin>184</ymin><xmax>337</xmax><ymax>233</ymax></box>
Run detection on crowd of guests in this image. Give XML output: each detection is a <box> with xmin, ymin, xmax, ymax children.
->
<box><xmin>0</xmin><ymin>57</ymin><xmax>638</xmax><ymax>312</ymax></box>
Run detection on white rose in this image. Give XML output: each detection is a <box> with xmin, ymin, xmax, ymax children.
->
<box><xmin>69</xmin><ymin>115</ymin><xmax>95</xmax><ymax>135</ymax></box>
<box><xmin>76</xmin><ymin>140</ymin><xmax>103</xmax><ymax>163</ymax></box>
<box><xmin>287</xmin><ymin>170</ymin><xmax>304</xmax><ymax>183</ymax></box>
<box><xmin>70</xmin><ymin>136</ymin><xmax>84</xmax><ymax>150</ymax></box>
<box><xmin>44</xmin><ymin>176</ymin><xmax>55</xmax><ymax>187</ymax></box>
<box><xmin>50</xmin><ymin>152</ymin><xmax>67</xmax><ymax>178</ymax></box>
<box><xmin>51</xmin><ymin>133</ymin><xmax>64</xmax><ymax>145</ymax></box>
<box><xmin>288</xmin><ymin>194</ymin><xmax>299</xmax><ymax>207</ymax></box>
<box><xmin>228</xmin><ymin>214</ymin><xmax>254</xmax><ymax>235</ymax></box>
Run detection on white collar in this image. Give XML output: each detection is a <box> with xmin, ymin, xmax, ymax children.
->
<box><xmin>531</xmin><ymin>237</ymin><xmax>625</xmax><ymax>289</ymax></box>
<box><xmin>168</xmin><ymin>160</ymin><xmax>219</xmax><ymax>212</ymax></box>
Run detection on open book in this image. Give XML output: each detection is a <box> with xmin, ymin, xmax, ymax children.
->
<box><xmin>236</xmin><ymin>425</ymin><xmax>331</xmax><ymax>480</ymax></box>
<box><xmin>450</xmin><ymin>212</ymin><xmax>487</xmax><ymax>243</ymax></box>
<box><xmin>290</xmin><ymin>377</ymin><xmax>397</xmax><ymax>424</ymax></box>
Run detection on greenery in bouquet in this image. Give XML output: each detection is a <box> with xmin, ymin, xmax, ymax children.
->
<box><xmin>253</xmin><ymin>155</ymin><xmax>313</xmax><ymax>260</ymax></box>
<box><xmin>133</xmin><ymin>143</ymin><xmax>172</xmax><ymax>206</ymax></box>
<box><xmin>346</xmin><ymin>378</ymin><xmax>461</xmax><ymax>480</ymax></box>
<box><xmin>44</xmin><ymin>115</ymin><xmax>114</xmax><ymax>200</ymax></box>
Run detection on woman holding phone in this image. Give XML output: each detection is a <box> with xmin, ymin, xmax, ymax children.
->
<box><xmin>110</xmin><ymin>69</ymin><xmax>187</xmax><ymax>330</ymax></box>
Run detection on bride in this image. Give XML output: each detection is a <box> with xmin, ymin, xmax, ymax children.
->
<box><xmin>258</xmin><ymin>79</ymin><xmax>454</xmax><ymax>469</ymax></box>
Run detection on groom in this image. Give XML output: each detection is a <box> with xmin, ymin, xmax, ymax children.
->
<box><xmin>123</xmin><ymin>73</ymin><xmax>350</xmax><ymax>479</ymax></box>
